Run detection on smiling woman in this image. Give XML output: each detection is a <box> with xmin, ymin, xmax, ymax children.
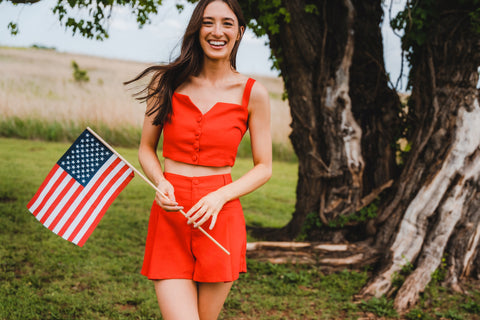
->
<box><xmin>124</xmin><ymin>1</ymin><xmax>273</xmax><ymax>319</ymax></box>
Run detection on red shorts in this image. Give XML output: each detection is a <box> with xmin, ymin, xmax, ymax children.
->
<box><xmin>141</xmin><ymin>172</ymin><xmax>247</xmax><ymax>282</ymax></box>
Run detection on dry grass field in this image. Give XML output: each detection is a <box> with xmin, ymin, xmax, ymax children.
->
<box><xmin>0</xmin><ymin>46</ymin><xmax>291</xmax><ymax>144</ymax></box>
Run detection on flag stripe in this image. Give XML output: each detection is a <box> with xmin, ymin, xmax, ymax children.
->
<box><xmin>46</xmin><ymin>184</ymin><xmax>83</xmax><ymax>230</ymax></box>
<box><xmin>66</xmin><ymin>159</ymin><xmax>127</xmax><ymax>241</ymax></box>
<box><xmin>43</xmin><ymin>181</ymin><xmax>81</xmax><ymax>228</ymax></box>
<box><xmin>27</xmin><ymin>164</ymin><xmax>63</xmax><ymax>211</ymax></box>
<box><xmin>28</xmin><ymin>166</ymin><xmax>65</xmax><ymax>215</ymax></box>
<box><xmin>35</xmin><ymin>171</ymin><xmax>71</xmax><ymax>221</ymax></box>
<box><xmin>74</xmin><ymin>167</ymin><xmax>134</xmax><ymax>246</ymax></box>
<box><xmin>39</xmin><ymin>177</ymin><xmax>77</xmax><ymax>224</ymax></box>
<box><xmin>57</xmin><ymin>155</ymin><xmax>119</xmax><ymax>237</ymax></box>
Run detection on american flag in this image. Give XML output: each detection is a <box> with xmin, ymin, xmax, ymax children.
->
<box><xmin>27</xmin><ymin>129</ymin><xmax>134</xmax><ymax>246</ymax></box>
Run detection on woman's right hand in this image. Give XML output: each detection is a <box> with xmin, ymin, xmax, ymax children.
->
<box><xmin>155</xmin><ymin>178</ymin><xmax>183</xmax><ymax>212</ymax></box>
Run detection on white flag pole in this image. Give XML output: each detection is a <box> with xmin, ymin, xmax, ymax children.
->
<box><xmin>86</xmin><ymin>127</ymin><xmax>230</xmax><ymax>255</ymax></box>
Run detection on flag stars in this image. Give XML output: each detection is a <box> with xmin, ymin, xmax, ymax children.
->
<box><xmin>57</xmin><ymin>130</ymin><xmax>113</xmax><ymax>186</ymax></box>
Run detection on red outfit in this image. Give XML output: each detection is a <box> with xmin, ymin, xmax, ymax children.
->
<box><xmin>162</xmin><ymin>78</ymin><xmax>255</xmax><ymax>167</ymax></box>
<box><xmin>141</xmin><ymin>78</ymin><xmax>255</xmax><ymax>282</ymax></box>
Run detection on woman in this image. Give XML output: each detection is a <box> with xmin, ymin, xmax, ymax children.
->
<box><xmin>127</xmin><ymin>0</ymin><xmax>272</xmax><ymax>319</ymax></box>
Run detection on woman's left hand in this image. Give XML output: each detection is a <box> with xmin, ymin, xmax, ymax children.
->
<box><xmin>185</xmin><ymin>191</ymin><xmax>226</xmax><ymax>230</ymax></box>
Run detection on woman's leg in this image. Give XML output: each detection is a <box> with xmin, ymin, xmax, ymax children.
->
<box><xmin>197</xmin><ymin>281</ymin><xmax>233</xmax><ymax>320</ymax></box>
<box><xmin>154</xmin><ymin>279</ymin><xmax>200</xmax><ymax>320</ymax></box>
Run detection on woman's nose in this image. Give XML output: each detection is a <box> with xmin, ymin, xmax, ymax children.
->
<box><xmin>212</xmin><ymin>23</ymin><xmax>223</xmax><ymax>36</ymax></box>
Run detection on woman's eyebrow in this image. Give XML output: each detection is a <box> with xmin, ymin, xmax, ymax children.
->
<box><xmin>203</xmin><ymin>16</ymin><xmax>235</xmax><ymax>22</ymax></box>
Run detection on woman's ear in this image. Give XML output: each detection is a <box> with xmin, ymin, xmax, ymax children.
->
<box><xmin>237</xmin><ymin>26</ymin><xmax>245</xmax><ymax>41</ymax></box>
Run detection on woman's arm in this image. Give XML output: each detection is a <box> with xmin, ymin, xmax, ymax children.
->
<box><xmin>186</xmin><ymin>81</ymin><xmax>273</xmax><ymax>229</ymax></box>
<box><xmin>139</xmin><ymin>105</ymin><xmax>183</xmax><ymax>212</ymax></box>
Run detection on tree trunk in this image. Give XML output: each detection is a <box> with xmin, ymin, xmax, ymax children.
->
<box><xmin>247</xmin><ymin>0</ymin><xmax>399</xmax><ymax>241</ymax></box>
<box><xmin>361</xmin><ymin>1</ymin><xmax>480</xmax><ymax>311</ymax></box>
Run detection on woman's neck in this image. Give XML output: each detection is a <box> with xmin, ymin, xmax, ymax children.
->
<box><xmin>199</xmin><ymin>58</ymin><xmax>237</xmax><ymax>84</ymax></box>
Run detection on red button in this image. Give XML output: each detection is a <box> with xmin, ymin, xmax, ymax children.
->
<box><xmin>192</xmin><ymin>155</ymin><xmax>198</xmax><ymax>161</ymax></box>
<box><xmin>197</xmin><ymin>116</ymin><xmax>202</xmax><ymax>122</ymax></box>
<box><xmin>192</xmin><ymin>179</ymin><xmax>200</xmax><ymax>185</ymax></box>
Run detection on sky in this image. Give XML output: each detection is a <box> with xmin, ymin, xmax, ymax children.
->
<box><xmin>0</xmin><ymin>0</ymin><xmax>407</xmax><ymax>85</ymax></box>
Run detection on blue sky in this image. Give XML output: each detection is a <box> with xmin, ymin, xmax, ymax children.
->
<box><xmin>0</xmin><ymin>0</ymin><xmax>406</xmax><ymax>84</ymax></box>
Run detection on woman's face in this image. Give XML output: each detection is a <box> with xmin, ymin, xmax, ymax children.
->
<box><xmin>199</xmin><ymin>1</ymin><xmax>243</xmax><ymax>63</ymax></box>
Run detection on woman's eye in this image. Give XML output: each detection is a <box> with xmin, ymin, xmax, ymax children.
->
<box><xmin>202</xmin><ymin>20</ymin><xmax>213</xmax><ymax>25</ymax></box>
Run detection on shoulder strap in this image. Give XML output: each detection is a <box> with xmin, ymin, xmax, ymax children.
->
<box><xmin>241</xmin><ymin>78</ymin><xmax>256</xmax><ymax>107</ymax></box>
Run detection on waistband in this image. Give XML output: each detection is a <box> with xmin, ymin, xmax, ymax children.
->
<box><xmin>163</xmin><ymin>172</ymin><xmax>233</xmax><ymax>185</ymax></box>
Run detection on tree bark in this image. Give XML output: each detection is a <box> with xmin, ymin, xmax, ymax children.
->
<box><xmin>248</xmin><ymin>0</ymin><xmax>398</xmax><ymax>241</ymax></box>
<box><xmin>361</xmin><ymin>1</ymin><xmax>480</xmax><ymax>311</ymax></box>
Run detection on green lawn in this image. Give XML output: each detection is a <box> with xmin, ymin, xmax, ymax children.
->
<box><xmin>1</xmin><ymin>138</ymin><xmax>479</xmax><ymax>320</ymax></box>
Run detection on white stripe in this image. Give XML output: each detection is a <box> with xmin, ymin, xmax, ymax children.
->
<box><xmin>35</xmin><ymin>172</ymin><xmax>71</xmax><ymax>221</ymax></box>
<box><xmin>73</xmin><ymin>167</ymin><xmax>133</xmax><ymax>244</ymax></box>
<box><xmin>53</xmin><ymin>155</ymin><xmax>117</xmax><ymax>234</ymax></box>
<box><xmin>28</xmin><ymin>167</ymin><xmax>63</xmax><ymax>213</ymax></box>
<box><xmin>43</xmin><ymin>182</ymin><xmax>82</xmax><ymax>228</ymax></box>
<box><xmin>62</xmin><ymin>157</ymin><xmax>124</xmax><ymax>239</ymax></box>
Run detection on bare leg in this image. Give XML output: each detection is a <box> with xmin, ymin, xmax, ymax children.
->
<box><xmin>154</xmin><ymin>279</ymin><xmax>200</xmax><ymax>320</ymax></box>
<box><xmin>197</xmin><ymin>282</ymin><xmax>233</xmax><ymax>320</ymax></box>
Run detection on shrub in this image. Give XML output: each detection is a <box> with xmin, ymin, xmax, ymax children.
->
<box><xmin>71</xmin><ymin>60</ymin><xmax>89</xmax><ymax>83</ymax></box>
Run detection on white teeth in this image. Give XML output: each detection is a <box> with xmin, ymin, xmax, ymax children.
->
<box><xmin>209</xmin><ymin>41</ymin><xmax>226</xmax><ymax>46</ymax></box>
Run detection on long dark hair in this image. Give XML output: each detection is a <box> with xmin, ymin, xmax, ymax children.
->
<box><xmin>125</xmin><ymin>0</ymin><xmax>246</xmax><ymax>127</ymax></box>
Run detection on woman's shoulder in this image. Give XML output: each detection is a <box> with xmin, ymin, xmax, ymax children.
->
<box><xmin>248</xmin><ymin>78</ymin><xmax>269</xmax><ymax>104</ymax></box>
<box><xmin>243</xmin><ymin>77</ymin><xmax>269</xmax><ymax>113</ymax></box>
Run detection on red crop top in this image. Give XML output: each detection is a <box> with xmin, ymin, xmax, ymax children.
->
<box><xmin>162</xmin><ymin>78</ymin><xmax>255</xmax><ymax>167</ymax></box>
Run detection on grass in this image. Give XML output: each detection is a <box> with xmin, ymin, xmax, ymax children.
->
<box><xmin>1</xmin><ymin>137</ymin><xmax>479</xmax><ymax>320</ymax></box>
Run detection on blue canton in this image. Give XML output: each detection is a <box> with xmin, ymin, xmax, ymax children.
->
<box><xmin>57</xmin><ymin>130</ymin><xmax>113</xmax><ymax>187</ymax></box>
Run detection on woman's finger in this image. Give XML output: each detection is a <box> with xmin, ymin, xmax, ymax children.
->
<box><xmin>209</xmin><ymin>213</ymin><xmax>218</xmax><ymax>230</ymax></box>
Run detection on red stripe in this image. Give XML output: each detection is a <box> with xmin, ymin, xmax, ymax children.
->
<box><xmin>39</xmin><ymin>177</ymin><xmax>77</xmax><ymax>224</ymax></box>
<box><xmin>76</xmin><ymin>168</ymin><xmax>134</xmax><ymax>247</ymax></box>
<box><xmin>31</xmin><ymin>170</ymin><xmax>68</xmax><ymax>217</ymax></box>
<box><xmin>47</xmin><ymin>185</ymin><xmax>83</xmax><ymax>231</ymax></box>
<box><xmin>67</xmin><ymin>162</ymin><xmax>128</xmax><ymax>242</ymax></box>
<box><xmin>58</xmin><ymin>158</ymin><xmax>122</xmax><ymax>237</ymax></box>
<box><xmin>27</xmin><ymin>164</ymin><xmax>61</xmax><ymax>210</ymax></box>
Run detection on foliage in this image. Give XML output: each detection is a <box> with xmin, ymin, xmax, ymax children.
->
<box><xmin>0</xmin><ymin>116</ymin><xmax>295</xmax><ymax>162</ymax></box>
<box><xmin>391</xmin><ymin>256</ymin><xmax>415</xmax><ymax>289</ymax></box>
<box><xmin>71</xmin><ymin>60</ymin><xmax>90</xmax><ymax>83</ymax></box>
<box><xmin>430</xmin><ymin>256</ymin><xmax>447</xmax><ymax>283</ymax></box>
<box><xmin>297</xmin><ymin>212</ymin><xmax>323</xmax><ymax>241</ymax></box>
<box><xmin>53</xmin><ymin>0</ymin><xmax>166</xmax><ymax>40</ymax></box>
<box><xmin>359</xmin><ymin>296</ymin><xmax>399</xmax><ymax>318</ymax></box>
<box><xmin>241</xmin><ymin>0</ymin><xmax>290</xmax><ymax>37</ymax></box>
<box><xmin>405</xmin><ymin>308</ymin><xmax>433</xmax><ymax>320</ymax></box>
<box><xmin>391</xmin><ymin>0</ymin><xmax>480</xmax><ymax>67</ymax></box>
<box><xmin>461</xmin><ymin>300</ymin><xmax>480</xmax><ymax>314</ymax></box>
<box><xmin>436</xmin><ymin>309</ymin><xmax>465</xmax><ymax>320</ymax></box>
<box><xmin>328</xmin><ymin>201</ymin><xmax>379</xmax><ymax>228</ymax></box>
<box><xmin>0</xmin><ymin>117</ymin><xmax>141</xmax><ymax>147</ymax></box>
<box><xmin>31</xmin><ymin>44</ymin><xmax>56</xmax><ymax>50</ymax></box>
<box><xmin>7</xmin><ymin>21</ymin><xmax>18</xmax><ymax>35</ymax></box>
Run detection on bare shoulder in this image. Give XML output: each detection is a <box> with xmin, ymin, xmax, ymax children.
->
<box><xmin>249</xmin><ymin>79</ymin><xmax>270</xmax><ymax>112</ymax></box>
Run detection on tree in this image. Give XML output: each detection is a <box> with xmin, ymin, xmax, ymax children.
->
<box><xmin>243</xmin><ymin>0</ymin><xmax>401</xmax><ymax>244</ymax></box>
<box><xmin>361</xmin><ymin>0</ymin><xmax>480</xmax><ymax>311</ymax></box>
<box><xmin>6</xmin><ymin>0</ymin><xmax>480</xmax><ymax>313</ymax></box>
